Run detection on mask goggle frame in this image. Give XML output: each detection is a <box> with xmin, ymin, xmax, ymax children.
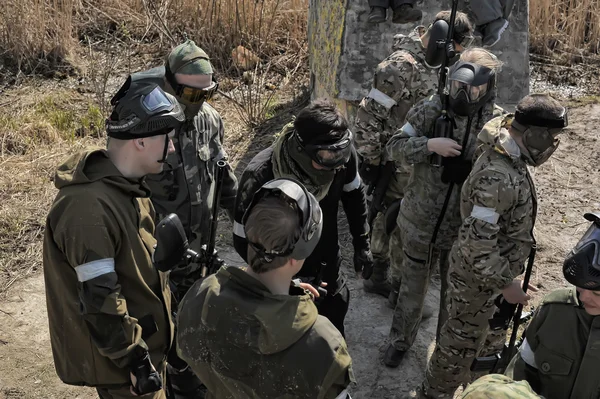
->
<box><xmin>175</xmin><ymin>80</ymin><xmax>218</xmax><ymax>104</ymax></box>
<box><xmin>296</xmin><ymin>129</ymin><xmax>353</xmax><ymax>170</ymax></box>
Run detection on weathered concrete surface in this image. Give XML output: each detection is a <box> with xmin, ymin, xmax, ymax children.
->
<box><xmin>309</xmin><ymin>0</ymin><xmax>530</xmax><ymax>113</ymax></box>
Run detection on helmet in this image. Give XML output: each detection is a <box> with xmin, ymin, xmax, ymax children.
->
<box><xmin>242</xmin><ymin>178</ymin><xmax>323</xmax><ymax>262</ymax></box>
<box><xmin>106</xmin><ymin>81</ymin><xmax>185</xmax><ymax>139</ymax></box>
<box><xmin>448</xmin><ymin>61</ymin><xmax>495</xmax><ymax>117</ymax></box>
<box><xmin>563</xmin><ymin>212</ymin><xmax>600</xmax><ymax>290</ymax></box>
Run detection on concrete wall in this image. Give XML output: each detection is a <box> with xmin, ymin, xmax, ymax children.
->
<box><xmin>309</xmin><ymin>0</ymin><xmax>529</xmax><ymax>115</ymax></box>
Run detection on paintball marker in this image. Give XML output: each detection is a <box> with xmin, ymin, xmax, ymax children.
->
<box><xmin>428</xmin><ymin>0</ymin><xmax>459</xmax><ymax>167</ymax></box>
<box><xmin>367</xmin><ymin>162</ymin><xmax>396</xmax><ymax>227</ymax></box>
<box><xmin>153</xmin><ymin>160</ymin><xmax>227</xmax><ymax>277</ymax></box>
<box><xmin>470</xmin><ymin>244</ymin><xmax>537</xmax><ymax>374</ymax></box>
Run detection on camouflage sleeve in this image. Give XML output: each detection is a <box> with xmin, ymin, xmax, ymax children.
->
<box><xmin>353</xmin><ymin>98</ymin><xmax>387</xmax><ymax>164</ymax></box>
<box><xmin>455</xmin><ymin>168</ymin><xmax>518</xmax><ymax>290</ymax></box>
<box><xmin>385</xmin><ymin>96</ymin><xmax>441</xmax><ymax>165</ymax></box>
<box><xmin>55</xmin><ymin>207</ymin><xmax>146</xmax><ymax>369</ymax></box>
<box><xmin>214</xmin><ymin>116</ymin><xmax>239</xmax><ymax>221</ymax></box>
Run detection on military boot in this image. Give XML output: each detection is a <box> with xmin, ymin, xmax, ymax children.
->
<box><xmin>363</xmin><ymin>259</ymin><xmax>391</xmax><ymax>297</ymax></box>
<box><xmin>368</xmin><ymin>7</ymin><xmax>387</xmax><ymax>23</ymax></box>
<box><xmin>392</xmin><ymin>4</ymin><xmax>422</xmax><ymax>24</ymax></box>
<box><xmin>383</xmin><ymin>343</ymin><xmax>406</xmax><ymax>368</ymax></box>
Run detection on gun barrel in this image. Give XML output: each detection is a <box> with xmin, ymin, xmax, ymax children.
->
<box><xmin>202</xmin><ymin>160</ymin><xmax>227</xmax><ymax>277</ymax></box>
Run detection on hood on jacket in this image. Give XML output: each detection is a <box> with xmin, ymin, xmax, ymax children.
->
<box><xmin>476</xmin><ymin>115</ymin><xmax>523</xmax><ymax>161</ymax></box>
<box><xmin>193</xmin><ymin>266</ymin><xmax>318</xmax><ymax>355</ymax></box>
<box><xmin>55</xmin><ymin>149</ymin><xmax>150</xmax><ymax>197</ymax></box>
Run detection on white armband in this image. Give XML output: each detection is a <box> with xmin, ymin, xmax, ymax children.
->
<box><xmin>519</xmin><ymin>338</ymin><xmax>538</xmax><ymax>369</ymax></box>
<box><xmin>233</xmin><ymin>221</ymin><xmax>246</xmax><ymax>238</ymax></box>
<box><xmin>471</xmin><ymin>205</ymin><xmax>500</xmax><ymax>224</ymax></box>
<box><xmin>367</xmin><ymin>88</ymin><xmax>397</xmax><ymax>110</ymax></box>
<box><xmin>75</xmin><ymin>258</ymin><xmax>115</xmax><ymax>282</ymax></box>
<box><xmin>401</xmin><ymin>122</ymin><xmax>417</xmax><ymax>137</ymax></box>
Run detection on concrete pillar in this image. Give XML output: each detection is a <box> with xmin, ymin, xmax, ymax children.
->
<box><xmin>308</xmin><ymin>0</ymin><xmax>529</xmax><ymax>117</ymax></box>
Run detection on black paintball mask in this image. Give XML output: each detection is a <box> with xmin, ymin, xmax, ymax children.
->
<box><xmin>563</xmin><ymin>212</ymin><xmax>600</xmax><ymax>291</ymax></box>
<box><xmin>242</xmin><ymin>178</ymin><xmax>323</xmax><ymax>263</ymax></box>
<box><xmin>512</xmin><ymin>104</ymin><xmax>568</xmax><ymax>166</ymax></box>
<box><xmin>424</xmin><ymin>19</ymin><xmax>474</xmax><ymax>69</ymax></box>
<box><xmin>295</xmin><ymin>129</ymin><xmax>353</xmax><ymax>170</ymax></box>
<box><xmin>448</xmin><ymin>61</ymin><xmax>495</xmax><ymax>117</ymax></box>
<box><xmin>107</xmin><ymin>82</ymin><xmax>185</xmax><ymax>164</ymax></box>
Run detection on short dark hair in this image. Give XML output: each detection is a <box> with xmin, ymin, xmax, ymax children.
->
<box><xmin>246</xmin><ymin>196</ymin><xmax>302</xmax><ymax>273</ymax></box>
<box><xmin>516</xmin><ymin>94</ymin><xmax>565</xmax><ymax>122</ymax></box>
<box><xmin>435</xmin><ymin>10</ymin><xmax>474</xmax><ymax>42</ymax></box>
<box><xmin>293</xmin><ymin>99</ymin><xmax>348</xmax><ymax>144</ymax></box>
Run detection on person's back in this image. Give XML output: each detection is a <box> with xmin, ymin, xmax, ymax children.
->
<box><xmin>178</xmin><ymin>179</ymin><xmax>354</xmax><ymax>398</ymax></box>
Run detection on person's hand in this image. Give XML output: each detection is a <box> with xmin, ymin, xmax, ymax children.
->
<box><xmin>298</xmin><ymin>282</ymin><xmax>328</xmax><ymax>301</ymax></box>
<box><xmin>354</xmin><ymin>248</ymin><xmax>374</xmax><ymax>279</ymax></box>
<box><xmin>501</xmin><ymin>279</ymin><xmax>539</xmax><ymax>306</ymax></box>
<box><xmin>427</xmin><ymin>138</ymin><xmax>462</xmax><ymax>157</ymax></box>
<box><xmin>130</xmin><ymin>349</ymin><xmax>162</xmax><ymax>396</ymax></box>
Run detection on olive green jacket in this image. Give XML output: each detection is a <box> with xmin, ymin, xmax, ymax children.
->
<box><xmin>177</xmin><ymin>266</ymin><xmax>354</xmax><ymax>398</ymax></box>
<box><xmin>43</xmin><ymin>150</ymin><xmax>173</xmax><ymax>387</ymax></box>
<box><xmin>507</xmin><ymin>287</ymin><xmax>599</xmax><ymax>398</ymax></box>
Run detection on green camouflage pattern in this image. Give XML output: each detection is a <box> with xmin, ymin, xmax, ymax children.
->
<box><xmin>146</xmin><ymin>102</ymin><xmax>238</xmax><ymax>297</ymax></box>
<box><xmin>508</xmin><ymin>287</ymin><xmax>598</xmax><ymax>399</ymax></box>
<box><xmin>461</xmin><ymin>374</ymin><xmax>541</xmax><ymax>399</ymax></box>
<box><xmin>423</xmin><ymin>115</ymin><xmax>537</xmax><ymax>398</ymax></box>
<box><xmin>384</xmin><ymin>95</ymin><xmax>504</xmax><ymax>353</ymax></box>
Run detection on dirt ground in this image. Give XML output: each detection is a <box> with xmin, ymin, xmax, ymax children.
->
<box><xmin>1</xmin><ymin>94</ymin><xmax>599</xmax><ymax>399</ymax></box>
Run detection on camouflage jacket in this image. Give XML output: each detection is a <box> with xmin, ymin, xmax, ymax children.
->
<box><xmin>177</xmin><ymin>266</ymin><xmax>354</xmax><ymax>399</ymax></box>
<box><xmin>385</xmin><ymin>95</ymin><xmax>504</xmax><ymax>249</ymax></box>
<box><xmin>450</xmin><ymin>115</ymin><xmax>536</xmax><ymax>290</ymax></box>
<box><xmin>43</xmin><ymin>150</ymin><xmax>173</xmax><ymax>387</ymax></box>
<box><xmin>462</xmin><ymin>374</ymin><xmax>541</xmax><ymax>398</ymax></box>
<box><xmin>354</xmin><ymin>26</ymin><xmax>437</xmax><ymax>198</ymax></box>
<box><xmin>507</xmin><ymin>288</ymin><xmax>599</xmax><ymax>399</ymax></box>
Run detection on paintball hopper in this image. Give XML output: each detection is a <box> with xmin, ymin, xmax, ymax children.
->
<box><xmin>153</xmin><ymin>213</ymin><xmax>199</xmax><ymax>272</ymax></box>
<box><xmin>425</xmin><ymin>20</ymin><xmax>451</xmax><ymax>69</ymax></box>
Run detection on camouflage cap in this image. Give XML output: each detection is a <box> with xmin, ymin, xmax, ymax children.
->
<box><xmin>166</xmin><ymin>39</ymin><xmax>213</xmax><ymax>76</ymax></box>
<box><xmin>461</xmin><ymin>374</ymin><xmax>542</xmax><ymax>399</ymax></box>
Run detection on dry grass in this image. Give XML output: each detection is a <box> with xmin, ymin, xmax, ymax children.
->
<box><xmin>530</xmin><ymin>0</ymin><xmax>600</xmax><ymax>63</ymax></box>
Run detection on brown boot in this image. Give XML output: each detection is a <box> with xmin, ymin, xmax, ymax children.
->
<box><xmin>392</xmin><ymin>4</ymin><xmax>422</xmax><ymax>24</ymax></box>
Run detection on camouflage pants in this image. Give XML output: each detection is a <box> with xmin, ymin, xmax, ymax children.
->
<box><xmin>423</xmin><ymin>278</ymin><xmax>506</xmax><ymax>398</ymax></box>
<box><xmin>389</xmin><ymin>225</ymin><xmax>449</xmax><ymax>351</ymax></box>
<box><xmin>370</xmin><ymin>211</ymin><xmax>392</xmax><ymax>283</ymax></box>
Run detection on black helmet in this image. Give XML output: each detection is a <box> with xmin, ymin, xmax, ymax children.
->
<box><xmin>242</xmin><ymin>178</ymin><xmax>323</xmax><ymax>262</ymax></box>
<box><xmin>106</xmin><ymin>80</ymin><xmax>185</xmax><ymax>139</ymax></box>
<box><xmin>563</xmin><ymin>212</ymin><xmax>600</xmax><ymax>290</ymax></box>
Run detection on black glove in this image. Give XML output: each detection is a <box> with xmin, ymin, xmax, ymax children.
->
<box><xmin>130</xmin><ymin>347</ymin><xmax>163</xmax><ymax>395</ymax></box>
<box><xmin>359</xmin><ymin>162</ymin><xmax>380</xmax><ymax>187</ymax></box>
<box><xmin>354</xmin><ymin>248</ymin><xmax>374</xmax><ymax>279</ymax></box>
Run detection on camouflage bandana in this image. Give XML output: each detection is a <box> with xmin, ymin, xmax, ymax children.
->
<box><xmin>461</xmin><ymin>374</ymin><xmax>542</xmax><ymax>398</ymax></box>
<box><xmin>272</xmin><ymin>123</ymin><xmax>334</xmax><ymax>201</ymax></box>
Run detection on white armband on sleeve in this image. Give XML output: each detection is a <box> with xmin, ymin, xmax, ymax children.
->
<box><xmin>471</xmin><ymin>205</ymin><xmax>500</xmax><ymax>224</ymax></box>
<box><xmin>233</xmin><ymin>221</ymin><xmax>246</xmax><ymax>238</ymax></box>
<box><xmin>367</xmin><ymin>88</ymin><xmax>397</xmax><ymax>110</ymax></box>
<box><xmin>343</xmin><ymin>173</ymin><xmax>362</xmax><ymax>192</ymax></box>
<box><xmin>75</xmin><ymin>258</ymin><xmax>115</xmax><ymax>282</ymax></box>
<box><xmin>335</xmin><ymin>389</ymin><xmax>351</xmax><ymax>399</ymax></box>
<box><xmin>401</xmin><ymin>122</ymin><xmax>417</xmax><ymax>137</ymax></box>
<box><xmin>519</xmin><ymin>338</ymin><xmax>538</xmax><ymax>369</ymax></box>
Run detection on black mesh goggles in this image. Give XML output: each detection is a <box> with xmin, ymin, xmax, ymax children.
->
<box><xmin>297</xmin><ymin>129</ymin><xmax>353</xmax><ymax>169</ymax></box>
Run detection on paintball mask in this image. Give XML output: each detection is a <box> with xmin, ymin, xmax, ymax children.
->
<box><xmin>563</xmin><ymin>212</ymin><xmax>600</xmax><ymax>290</ymax></box>
<box><xmin>242</xmin><ymin>178</ymin><xmax>323</xmax><ymax>263</ymax></box>
<box><xmin>106</xmin><ymin>83</ymin><xmax>184</xmax><ymax>163</ymax></box>
<box><xmin>295</xmin><ymin>129</ymin><xmax>353</xmax><ymax>170</ymax></box>
<box><xmin>512</xmin><ymin>104</ymin><xmax>568</xmax><ymax>166</ymax></box>
<box><xmin>448</xmin><ymin>61</ymin><xmax>495</xmax><ymax>117</ymax></box>
<box><xmin>424</xmin><ymin>19</ymin><xmax>474</xmax><ymax>69</ymax></box>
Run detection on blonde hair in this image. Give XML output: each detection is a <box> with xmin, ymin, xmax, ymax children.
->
<box><xmin>459</xmin><ymin>47</ymin><xmax>503</xmax><ymax>73</ymax></box>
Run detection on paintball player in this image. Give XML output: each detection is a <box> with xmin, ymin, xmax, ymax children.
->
<box><xmin>506</xmin><ymin>211</ymin><xmax>600</xmax><ymax>399</ymax></box>
<box><xmin>123</xmin><ymin>40</ymin><xmax>238</xmax><ymax>398</ymax></box>
<box><xmin>422</xmin><ymin>93</ymin><xmax>568</xmax><ymax>398</ymax></box>
<box><xmin>470</xmin><ymin>0</ymin><xmax>516</xmax><ymax>47</ymax></box>
<box><xmin>382</xmin><ymin>47</ymin><xmax>505</xmax><ymax>367</ymax></box>
<box><xmin>233</xmin><ymin>100</ymin><xmax>373</xmax><ymax>336</ymax></box>
<box><xmin>177</xmin><ymin>178</ymin><xmax>354</xmax><ymax>398</ymax></box>
<box><xmin>368</xmin><ymin>0</ymin><xmax>422</xmax><ymax>24</ymax></box>
<box><xmin>354</xmin><ymin>10</ymin><xmax>473</xmax><ymax>303</ymax></box>
<box><xmin>461</xmin><ymin>374</ymin><xmax>541</xmax><ymax>399</ymax></box>
<box><xmin>43</xmin><ymin>82</ymin><xmax>183</xmax><ymax>398</ymax></box>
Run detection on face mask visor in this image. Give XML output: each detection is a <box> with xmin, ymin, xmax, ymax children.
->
<box><xmin>175</xmin><ymin>80</ymin><xmax>218</xmax><ymax>104</ymax></box>
<box><xmin>300</xmin><ymin>130</ymin><xmax>353</xmax><ymax>170</ymax></box>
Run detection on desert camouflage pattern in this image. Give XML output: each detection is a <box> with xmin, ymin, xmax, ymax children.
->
<box><xmin>146</xmin><ymin>102</ymin><xmax>238</xmax><ymax>298</ymax></box>
<box><xmin>353</xmin><ymin>27</ymin><xmax>438</xmax><ymax>278</ymax></box>
<box><xmin>423</xmin><ymin>115</ymin><xmax>537</xmax><ymax>398</ymax></box>
<box><xmin>384</xmin><ymin>95</ymin><xmax>504</xmax><ymax>352</ymax></box>
<box><xmin>461</xmin><ymin>374</ymin><xmax>541</xmax><ymax>399</ymax></box>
